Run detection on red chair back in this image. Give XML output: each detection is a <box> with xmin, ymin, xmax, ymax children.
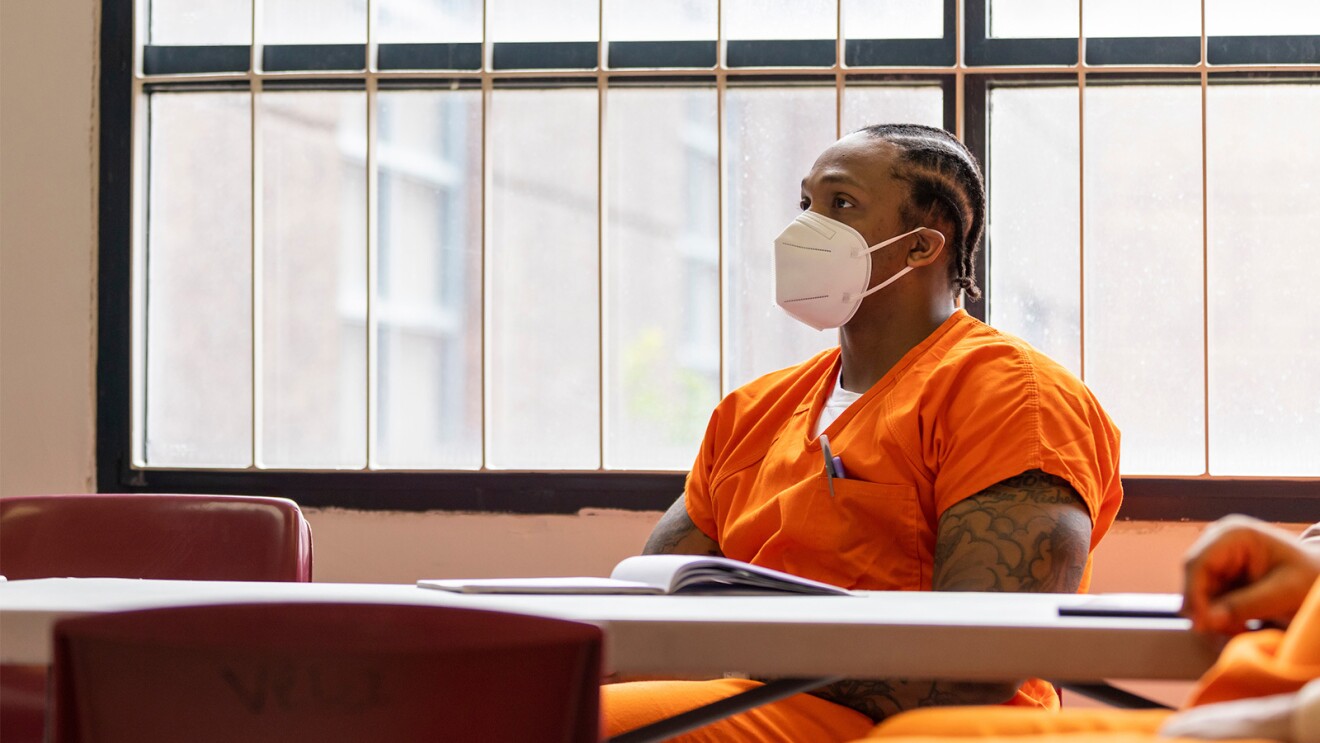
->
<box><xmin>0</xmin><ymin>493</ymin><xmax>314</xmax><ymax>743</ymax></box>
<box><xmin>51</xmin><ymin>603</ymin><xmax>602</xmax><ymax>743</ymax></box>
<box><xmin>0</xmin><ymin>493</ymin><xmax>313</xmax><ymax>581</ymax></box>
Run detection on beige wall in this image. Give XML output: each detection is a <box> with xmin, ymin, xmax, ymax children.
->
<box><xmin>0</xmin><ymin>0</ymin><xmax>100</xmax><ymax>499</ymax></box>
<box><xmin>302</xmin><ymin>508</ymin><xmax>1309</xmax><ymax>591</ymax></box>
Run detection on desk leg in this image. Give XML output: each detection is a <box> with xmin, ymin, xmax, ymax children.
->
<box><xmin>1054</xmin><ymin>682</ymin><xmax>1173</xmax><ymax>710</ymax></box>
<box><xmin>606</xmin><ymin>676</ymin><xmax>843</xmax><ymax>743</ymax></box>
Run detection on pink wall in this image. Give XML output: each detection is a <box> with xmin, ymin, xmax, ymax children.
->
<box><xmin>304</xmin><ymin>507</ymin><xmax>1311</xmax><ymax>593</ymax></box>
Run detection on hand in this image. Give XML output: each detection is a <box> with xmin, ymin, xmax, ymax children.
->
<box><xmin>1180</xmin><ymin>515</ymin><xmax>1320</xmax><ymax>635</ymax></box>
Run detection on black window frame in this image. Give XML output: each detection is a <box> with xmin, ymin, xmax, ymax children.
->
<box><xmin>99</xmin><ymin>0</ymin><xmax>1320</xmax><ymax>520</ymax></box>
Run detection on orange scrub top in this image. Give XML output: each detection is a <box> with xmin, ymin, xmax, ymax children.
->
<box><xmin>685</xmin><ymin>309</ymin><xmax>1122</xmax><ymax>595</ymax></box>
<box><xmin>602</xmin><ymin>311</ymin><xmax>1125</xmax><ymax>737</ymax></box>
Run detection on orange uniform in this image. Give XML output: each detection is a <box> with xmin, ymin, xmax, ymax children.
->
<box><xmin>603</xmin><ymin>310</ymin><xmax>1124</xmax><ymax>742</ymax></box>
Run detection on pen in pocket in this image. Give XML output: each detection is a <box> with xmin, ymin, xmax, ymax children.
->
<box><xmin>820</xmin><ymin>434</ymin><xmax>838</xmax><ymax>497</ymax></box>
<box><xmin>831</xmin><ymin>456</ymin><xmax>846</xmax><ymax>479</ymax></box>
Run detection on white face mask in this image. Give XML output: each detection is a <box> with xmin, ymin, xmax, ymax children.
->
<box><xmin>773</xmin><ymin>210</ymin><xmax>927</xmax><ymax>331</ymax></box>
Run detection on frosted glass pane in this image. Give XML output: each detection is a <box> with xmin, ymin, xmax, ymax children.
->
<box><xmin>724</xmin><ymin>87</ymin><xmax>837</xmax><ymax>392</ymax></box>
<box><xmin>145</xmin><ymin>93</ymin><xmax>252</xmax><ymax>467</ymax></box>
<box><xmin>606</xmin><ymin>0</ymin><xmax>716</xmax><ymax>41</ymax></box>
<box><xmin>986</xmin><ymin>86</ymin><xmax>1080</xmax><ymax>375</ymax></box>
<box><xmin>488</xmin><ymin>89</ymin><xmax>599</xmax><ymax>469</ymax></box>
<box><xmin>723</xmin><ymin>0</ymin><xmax>836</xmax><ymax>40</ymax></box>
<box><xmin>374</xmin><ymin>91</ymin><xmax>483</xmax><ymax>469</ymax></box>
<box><xmin>490</xmin><ymin>0</ymin><xmax>598</xmax><ymax>42</ymax></box>
<box><xmin>1207</xmin><ymin>0</ymin><xmax>1320</xmax><ymax>36</ymax></box>
<box><xmin>378</xmin><ymin>0</ymin><xmax>482</xmax><ymax>43</ymax></box>
<box><xmin>604</xmin><ymin>88</ymin><xmax>720</xmax><ymax>470</ymax></box>
<box><xmin>990</xmin><ymin>0</ymin><xmax>1077</xmax><ymax>38</ymax></box>
<box><xmin>260</xmin><ymin>92</ymin><xmax>367</xmax><ymax>468</ymax></box>
<box><xmin>1207</xmin><ymin>85</ymin><xmax>1320</xmax><ymax>476</ymax></box>
<box><xmin>843</xmin><ymin>0</ymin><xmax>943</xmax><ymax>40</ymax></box>
<box><xmin>842</xmin><ymin>85</ymin><xmax>943</xmax><ymax>134</ymax></box>
<box><xmin>1084</xmin><ymin>86</ymin><xmax>1204</xmax><ymax>476</ymax></box>
<box><xmin>150</xmin><ymin>0</ymin><xmax>251</xmax><ymax>45</ymax></box>
<box><xmin>264</xmin><ymin>0</ymin><xmax>365</xmax><ymax>44</ymax></box>
<box><xmin>1084</xmin><ymin>0</ymin><xmax>1199</xmax><ymax>38</ymax></box>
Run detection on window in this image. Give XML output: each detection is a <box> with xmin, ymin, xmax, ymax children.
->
<box><xmin>99</xmin><ymin>0</ymin><xmax>1320</xmax><ymax>519</ymax></box>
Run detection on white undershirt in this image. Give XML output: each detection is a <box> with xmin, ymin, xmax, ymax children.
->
<box><xmin>813</xmin><ymin>368</ymin><xmax>863</xmax><ymax>438</ymax></box>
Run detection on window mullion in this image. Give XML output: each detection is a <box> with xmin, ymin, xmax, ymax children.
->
<box><xmin>596</xmin><ymin>0</ymin><xmax>606</xmax><ymax>471</ymax></box>
<box><xmin>249</xmin><ymin>0</ymin><xmax>263</xmax><ymax>470</ymax></box>
<box><xmin>716</xmin><ymin>0</ymin><xmax>727</xmax><ymax>399</ymax></box>
<box><xmin>479</xmin><ymin>0</ymin><xmax>491</xmax><ymax>471</ymax></box>
<box><xmin>1200</xmin><ymin>0</ymin><xmax>1211</xmax><ymax>476</ymax></box>
<box><xmin>1077</xmin><ymin>0</ymin><xmax>1086</xmax><ymax>384</ymax></box>
<box><xmin>365</xmin><ymin>0</ymin><xmax>379</xmax><ymax>471</ymax></box>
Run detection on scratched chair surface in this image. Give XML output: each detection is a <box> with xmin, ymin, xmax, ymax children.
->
<box><xmin>49</xmin><ymin>602</ymin><xmax>602</xmax><ymax>743</ymax></box>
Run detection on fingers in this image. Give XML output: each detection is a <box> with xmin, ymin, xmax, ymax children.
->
<box><xmin>1198</xmin><ymin>570</ymin><xmax>1306</xmax><ymax>634</ymax></box>
<box><xmin>1180</xmin><ymin>517</ymin><xmax>1261</xmax><ymax>630</ymax></box>
<box><xmin>1180</xmin><ymin>516</ymin><xmax>1305</xmax><ymax>634</ymax></box>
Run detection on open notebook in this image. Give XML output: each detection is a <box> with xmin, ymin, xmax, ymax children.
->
<box><xmin>418</xmin><ymin>555</ymin><xmax>851</xmax><ymax>596</ymax></box>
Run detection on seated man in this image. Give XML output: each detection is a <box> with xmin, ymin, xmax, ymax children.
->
<box><xmin>602</xmin><ymin>124</ymin><xmax>1125</xmax><ymax>742</ymax></box>
<box><xmin>860</xmin><ymin>516</ymin><xmax>1320</xmax><ymax>742</ymax></box>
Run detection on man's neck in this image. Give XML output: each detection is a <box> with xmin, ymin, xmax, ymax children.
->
<box><xmin>837</xmin><ymin>298</ymin><xmax>957</xmax><ymax>393</ymax></box>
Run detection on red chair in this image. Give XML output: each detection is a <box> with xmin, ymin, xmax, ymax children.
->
<box><xmin>0</xmin><ymin>493</ymin><xmax>313</xmax><ymax>581</ymax></box>
<box><xmin>50</xmin><ymin>603</ymin><xmax>603</xmax><ymax>743</ymax></box>
<box><xmin>0</xmin><ymin>493</ymin><xmax>314</xmax><ymax>743</ymax></box>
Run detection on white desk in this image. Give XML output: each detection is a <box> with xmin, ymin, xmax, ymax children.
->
<box><xmin>0</xmin><ymin>578</ymin><xmax>1218</xmax><ymax>682</ymax></box>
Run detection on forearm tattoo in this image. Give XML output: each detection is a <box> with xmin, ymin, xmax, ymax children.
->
<box><xmin>809</xmin><ymin>678</ymin><xmax>1020</xmax><ymax>723</ymax></box>
<box><xmin>933</xmin><ymin>469</ymin><xmax>1091</xmax><ymax>593</ymax></box>
<box><xmin>807</xmin><ymin>470</ymin><xmax>1091</xmax><ymax>720</ymax></box>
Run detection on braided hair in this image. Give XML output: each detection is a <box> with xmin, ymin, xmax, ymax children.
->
<box><xmin>856</xmin><ymin>124</ymin><xmax>986</xmax><ymax>301</ymax></box>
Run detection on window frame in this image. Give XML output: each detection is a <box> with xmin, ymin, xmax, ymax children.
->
<box><xmin>98</xmin><ymin>0</ymin><xmax>1320</xmax><ymax>520</ymax></box>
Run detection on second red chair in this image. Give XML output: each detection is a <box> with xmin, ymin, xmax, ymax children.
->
<box><xmin>50</xmin><ymin>603</ymin><xmax>603</xmax><ymax>743</ymax></box>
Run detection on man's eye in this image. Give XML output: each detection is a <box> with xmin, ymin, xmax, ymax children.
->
<box><xmin>833</xmin><ymin>196</ymin><xmax>854</xmax><ymax>209</ymax></box>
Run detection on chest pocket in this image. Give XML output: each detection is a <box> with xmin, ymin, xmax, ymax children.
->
<box><xmin>766</xmin><ymin>474</ymin><xmax>922</xmax><ymax>591</ymax></box>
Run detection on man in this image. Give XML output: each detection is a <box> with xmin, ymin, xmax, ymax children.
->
<box><xmin>603</xmin><ymin>124</ymin><xmax>1124</xmax><ymax>741</ymax></box>
<box><xmin>860</xmin><ymin>516</ymin><xmax>1320</xmax><ymax>742</ymax></box>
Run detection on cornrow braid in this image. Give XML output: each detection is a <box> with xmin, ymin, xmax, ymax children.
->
<box><xmin>856</xmin><ymin>124</ymin><xmax>986</xmax><ymax>301</ymax></box>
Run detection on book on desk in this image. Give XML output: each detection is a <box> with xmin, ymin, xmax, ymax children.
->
<box><xmin>1058</xmin><ymin>593</ymin><xmax>1185</xmax><ymax>619</ymax></box>
<box><xmin>418</xmin><ymin>554</ymin><xmax>852</xmax><ymax>596</ymax></box>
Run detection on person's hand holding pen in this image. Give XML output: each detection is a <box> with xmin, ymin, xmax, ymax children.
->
<box><xmin>1180</xmin><ymin>515</ymin><xmax>1320</xmax><ymax>635</ymax></box>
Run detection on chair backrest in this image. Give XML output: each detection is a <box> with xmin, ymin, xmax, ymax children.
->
<box><xmin>0</xmin><ymin>494</ymin><xmax>313</xmax><ymax>581</ymax></box>
<box><xmin>50</xmin><ymin>603</ymin><xmax>602</xmax><ymax>743</ymax></box>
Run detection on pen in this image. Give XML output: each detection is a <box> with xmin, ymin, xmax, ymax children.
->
<box><xmin>820</xmin><ymin>434</ymin><xmax>837</xmax><ymax>498</ymax></box>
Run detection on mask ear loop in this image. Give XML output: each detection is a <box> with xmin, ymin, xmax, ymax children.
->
<box><xmin>855</xmin><ymin>226</ymin><xmax>930</xmax><ymax>299</ymax></box>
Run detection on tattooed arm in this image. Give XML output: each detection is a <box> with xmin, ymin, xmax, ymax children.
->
<box><xmin>808</xmin><ymin>469</ymin><xmax>1093</xmax><ymax>721</ymax></box>
<box><xmin>643</xmin><ymin>495</ymin><xmax>723</xmax><ymax>556</ymax></box>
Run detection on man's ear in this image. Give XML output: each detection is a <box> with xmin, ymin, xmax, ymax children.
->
<box><xmin>907</xmin><ymin>228</ymin><xmax>946</xmax><ymax>267</ymax></box>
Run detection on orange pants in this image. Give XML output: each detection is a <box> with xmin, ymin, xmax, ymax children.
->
<box><xmin>603</xmin><ymin>677</ymin><xmax>1056</xmax><ymax>742</ymax></box>
<box><xmin>602</xmin><ymin>679</ymin><xmax>875</xmax><ymax>743</ymax></box>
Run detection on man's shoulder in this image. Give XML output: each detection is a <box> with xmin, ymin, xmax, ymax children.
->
<box><xmin>933</xmin><ymin>314</ymin><xmax>1086</xmax><ymax>392</ymax></box>
<box><xmin>929</xmin><ymin>316</ymin><xmax>1119</xmax><ymax>444</ymax></box>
